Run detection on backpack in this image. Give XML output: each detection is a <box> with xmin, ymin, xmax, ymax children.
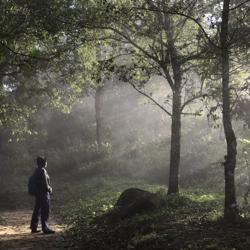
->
<box><xmin>28</xmin><ymin>172</ymin><xmax>38</xmax><ymax>196</ymax></box>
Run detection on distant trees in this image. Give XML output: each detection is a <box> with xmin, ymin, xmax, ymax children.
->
<box><xmin>69</xmin><ymin>0</ymin><xmax>209</xmax><ymax>194</ymax></box>
<box><xmin>75</xmin><ymin>0</ymin><xmax>250</xmax><ymax>220</ymax></box>
<box><xmin>95</xmin><ymin>85</ymin><xmax>104</xmax><ymax>148</ymax></box>
<box><xmin>22</xmin><ymin>0</ymin><xmax>248</xmax><ymax>202</ymax></box>
<box><xmin>1</xmin><ymin>0</ymin><xmax>250</xmax><ymax>222</ymax></box>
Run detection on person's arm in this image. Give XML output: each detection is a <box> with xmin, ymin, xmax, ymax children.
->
<box><xmin>41</xmin><ymin>169</ymin><xmax>52</xmax><ymax>193</ymax></box>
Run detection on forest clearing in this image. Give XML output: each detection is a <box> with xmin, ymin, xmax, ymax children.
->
<box><xmin>1</xmin><ymin>187</ymin><xmax>250</xmax><ymax>249</ymax></box>
<box><xmin>0</xmin><ymin>0</ymin><xmax>250</xmax><ymax>249</ymax></box>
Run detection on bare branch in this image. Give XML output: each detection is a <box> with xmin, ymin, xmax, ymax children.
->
<box><xmin>99</xmin><ymin>52</ymin><xmax>135</xmax><ymax>63</ymax></box>
<box><xmin>229</xmin><ymin>0</ymin><xmax>250</xmax><ymax>11</ymax></box>
<box><xmin>180</xmin><ymin>50</ymin><xmax>208</xmax><ymax>64</ymax></box>
<box><xmin>181</xmin><ymin>93</ymin><xmax>207</xmax><ymax>112</ymax></box>
<box><xmin>129</xmin><ymin>82</ymin><xmax>172</xmax><ymax>116</ymax></box>
<box><xmin>181</xmin><ymin>112</ymin><xmax>202</xmax><ymax>116</ymax></box>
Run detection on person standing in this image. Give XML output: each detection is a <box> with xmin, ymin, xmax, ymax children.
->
<box><xmin>30</xmin><ymin>156</ymin><xmax>55</xmax><ymax>234</ymax></box>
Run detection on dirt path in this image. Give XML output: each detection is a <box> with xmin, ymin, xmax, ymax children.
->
<box><xmin>0</xmin><ymin>210</ymin><xmax>69</xmax><ymax>250</ymax></box>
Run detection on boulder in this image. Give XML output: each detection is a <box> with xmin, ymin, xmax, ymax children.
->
<box><xmin>115</xmin><ymin>188</ymin><xmax>165</xmax><ymax>218</ymax></box>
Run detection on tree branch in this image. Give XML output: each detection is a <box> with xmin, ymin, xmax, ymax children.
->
<box><xmin>0</xmin><ymin>41</ymin><xmax>51</xmax><ymax>61</ymax></box>
<box><xmin>181</xmin><ymin>111</ymin><xmax>202</xmax><ymax>116</ymax></box>
<box><xmin>129</xmin><ymin>82</ymin><xmax>172</xmax><ymax>116</ymax></box>
<box><xmin>229</xmin><ymin>0</ymin><xmax>250</xmax><ymax>11</ymax></box>
<box><xmin>84</xmin><ymin>24</ymin><xmax>161</xmax><ymax>65</ymax></box>
<box><xmin>181</xmin><ymin>93</ymin><xmax>207</xmax><ymax>112</ymax></box>
<box><xmin>134</xmin><ymin>6</ymin><xmax>220</xmax><ymax>50</ymax></box>
<box><xmin>162</xmin><ymin>67</ymin><xmax>174</xmax><ymax>89</ymax></box>
<box><xmin>0</xmin><ymin>70</ymin><xmax>21</xmax><ymax>76</ymax></box>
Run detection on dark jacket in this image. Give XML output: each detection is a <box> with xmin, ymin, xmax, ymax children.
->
<box><xmin>34</xmin><ymin>167</ymin><xmax>51</xmax><ymax>196</ymax></box>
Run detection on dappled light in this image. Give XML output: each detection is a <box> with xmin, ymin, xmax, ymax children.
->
<box><xmin>0</xmin><ymin>0</ymin><xmax>250</xmax><ymax>249</ymax></box>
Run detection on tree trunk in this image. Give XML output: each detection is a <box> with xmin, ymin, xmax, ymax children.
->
<box><xmin>165</xmin><ymin>14</ymin><xmax>182</xmax><ymax>195</ymax></box>
<box><xmin>220</xmin><ymin>0</ymin><xmax>239</xmax><ymax>221</ymax></box>
<box><xmin>168</xmin><ymin>87</ymin><xmax>181</xmax><ymax>194</ymax></box>
<box><xmin>95</xmin><ymin>85</ymin><xmax>104</xmax><ymax>148</ymax></box>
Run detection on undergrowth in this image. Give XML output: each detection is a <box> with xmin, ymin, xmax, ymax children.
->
<box><xmin>59</xmin><ymin>179</ymin><xmax>250</xmax><ymax>250</ymax></box>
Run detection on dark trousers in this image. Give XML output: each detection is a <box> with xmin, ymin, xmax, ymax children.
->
<box><xmin>30</xmin><ymin>193</ymin><xmax>50</xmax><ymax>231</ymax></box>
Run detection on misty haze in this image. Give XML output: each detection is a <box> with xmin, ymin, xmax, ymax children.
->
<box><xmin>0</xmin><ymin>1</ymin><xmax>250</xmax><ymax>250</ymax></box>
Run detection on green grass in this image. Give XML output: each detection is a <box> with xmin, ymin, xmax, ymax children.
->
<box><xmin>59</xmin><ymin>178</ymin><xmax>167</xmax><ymax>223</ymax></box>
<box><xmin>59</xmin><ymin>179</ymin><xmax>247</xmax><ymax>250</ymax></box>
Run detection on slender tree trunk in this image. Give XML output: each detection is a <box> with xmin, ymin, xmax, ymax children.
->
<box><xmin>165</xmin><ymin>14</ymin><xmax>183</xmax><ymax>194</ymax></box>
<box><xmin>168</xmin><ymin>87</ymin><xmax>182</xmax><ymax>194</ymax></box>
<box><xmin>95</xmin><ymin>85</ymin><xmax>104</xmax><ymax>148</ymax></box>
<box><xmin>220</xmin><ymin>0</ymin><xmax>239</xmax><ymax>221</ymax></box>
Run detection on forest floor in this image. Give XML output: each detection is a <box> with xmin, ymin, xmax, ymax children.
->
<box><xmin>0</xmin><ymin>210</ymin><xmax>69</xmax><ymax>250</ymax></box>
<box><xmin>65</xmin><ymin>185</ymin><xmax>250</xmax><ymax>250</ymax></box>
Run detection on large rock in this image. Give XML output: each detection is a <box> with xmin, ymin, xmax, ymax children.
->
<box><xmin>115</xmin><ymin>188</ymin><xmax>165</xmax><ymax>218</ymax></box>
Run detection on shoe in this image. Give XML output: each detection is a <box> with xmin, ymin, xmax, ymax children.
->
<box><xmin>43</xmin><ymin>229</ymin><xmax>55</xmax><ymax>234</ymax></box>
<box><xmin>31</xmin><ymin>229</ymin><xmax>41</xmax><ymax>233</ymax></box>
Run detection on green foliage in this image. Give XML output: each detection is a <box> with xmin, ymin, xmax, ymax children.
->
<box><xmin>59</xmin><ymin>180</ymin><xmax>250</xmax><ymax>249</ymax></box>
<box><xmin>60</xmin><ymin>183</ymin><xmax>229</xmax><ymax>250</ymax></box>
<box><xmin>0</xmin><ymin>2</ymin><xmax>250</xmax><ymax>247</ymax></box>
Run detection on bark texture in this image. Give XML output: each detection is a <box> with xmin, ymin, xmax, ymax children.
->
<box><xmin>166</xmin><ymin>15</ymin><xmax>182</xmax><ymax>194</ymax></box>
<box><xmin>168</xmin><ymin>88</ymin><xmax>181</xmax><ymax>194</ymax></box>
<box><xmin>220</xmin><ymin>0</ymin><xmax>239</xmax><ymax>221</ymax></box>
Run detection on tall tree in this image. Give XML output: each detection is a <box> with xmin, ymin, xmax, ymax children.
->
<box><xmin>80</xmin><ymin>0</ymin><xmax>208</xmax><ymax>194</ymax></box>
<box><xmin>165</xmin><ymin>0</ymin><xmax>250</xmax><ymax>220</ymax></box>
<box><xmin>199</xmin><ymin>0</ymin><xmax>250</xmax><ymax>221</ymax></box>
<box><xmin>49</xmin><ymin>0</ymin><xmax>209</xmax><ymax>194</ymax></box>
<box><xmin>220</xmin><ymin>0</ymin><xmax>238</xmax><ymax>221</ymax></box>
<box><xmin>12</xmin><ymin>0</ymin><xmax>250</xmax><ymax>205</ymax></box>
<box><xmin>13</xmin><ymin>0</ymin><xmax>207</xmax><ymax>193</ymax></box>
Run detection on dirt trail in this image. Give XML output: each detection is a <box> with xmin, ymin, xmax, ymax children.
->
<box><xmin>0</xmin><ymin>210</ymin><xmax>69</xmax><ymax>250</ymax></box>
